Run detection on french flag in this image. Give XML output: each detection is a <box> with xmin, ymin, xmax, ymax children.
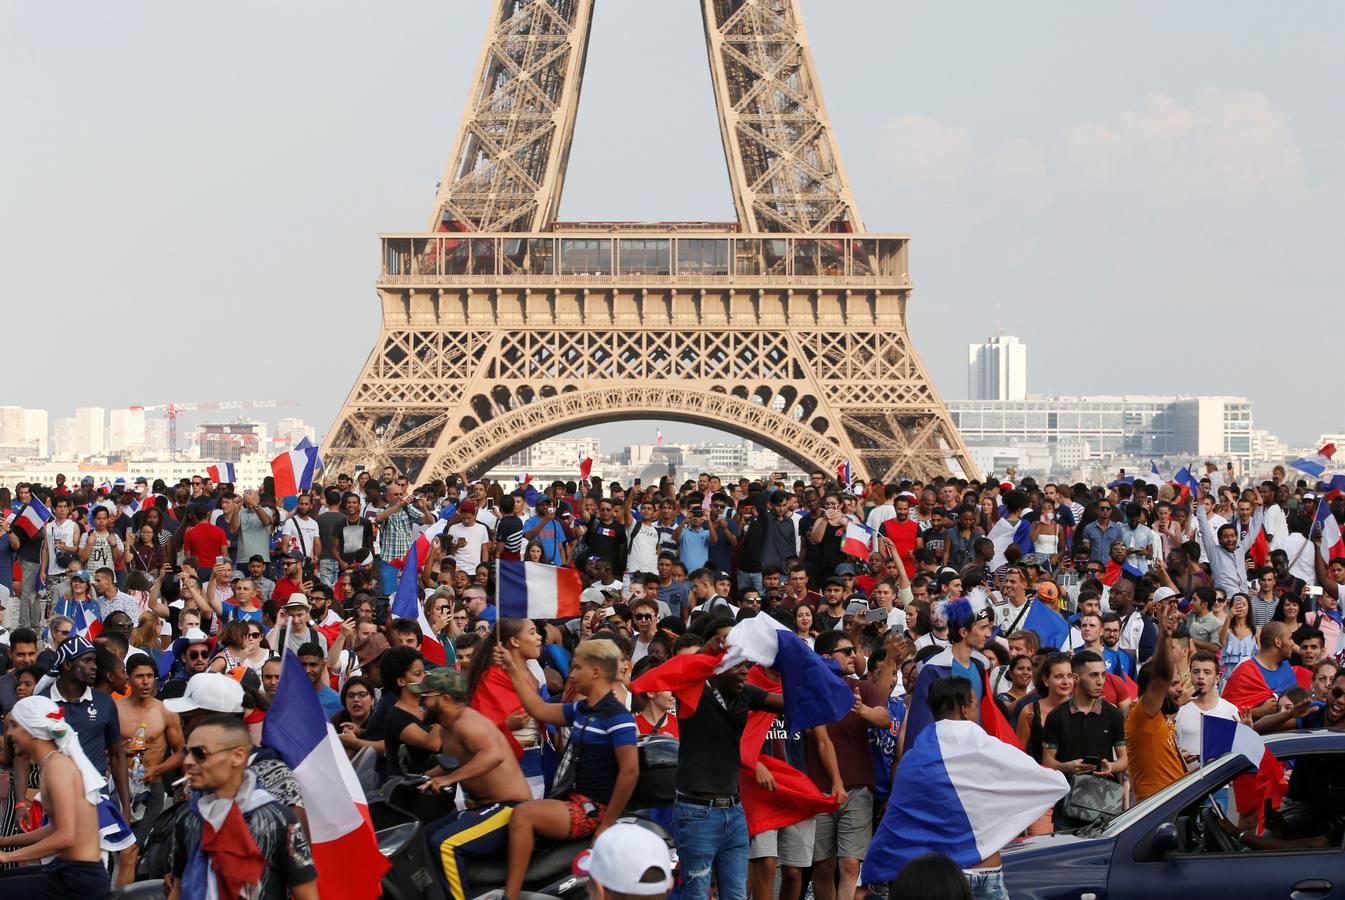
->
<box><xmin>1173</xmin><ymin>466</ymin><xmax>1201</xmax><ymax>499</ymax></box>
<box><xmin>13</xmin><ymin>498</ymin><xmax>52</xmax><ymax>539</ymax></box>
<box><xmin>1316</xmin><ymin>497</ymin><xmax>1345</xmax><ymax>561</ymax></box>
<box><xmin>1102</xmin><ymin>557</ymin><xmax>1146</xmax><ymax>586</ymax></box>
<box><xmin>721</xmin><ymin>613</ymin><xmax>856</xmax><ymax>732</ymax></box>
<box><xmin>497</xmin><ymin>560</ymin><xmax>583</xmax><ymax>619</ymax></box>
<box><xmin>1148</xmin><ymin>460</ymin><xmax>1163</xmax><ymax>483</ymax></box>
<box><xmin>206</xmin><ymin>463</ymin><xmax>236</xmax><ymax>485</ymax></box>
<box><xmin>271</xmin><ymin>447</ymin><xmax>318</xmax><ymax>499</ymax></box>
<box><xmin>1290</xmin><ymin>444</ymin><xmax>1337</xmax><ymax>479</ymax></box>
<box><xmin>296</xmin><ymin>435</ymin><xmax>324</xmax><ymax>472</ymax></box>
<box><xmin>837</xmin><ymin>461</ymin><xmax>852</xmax><ymax>485</ymax></box>
<box><xmin>1021</xmin><ymin>600</ymin><xmax>1072</xmax><ymax>653</ymax></box>
<box><xmin>262</xmin><ymin>652</ymin><xmax>389</xmax><ymax>900</ymax></box>
<box><xmin>842</xmin><ymin>521</ymin><xmax>875</xmax><ymax>558</ymax></box>
<box><xmin>1200</xmin><ymin>714</ymin><xmax>1287</xmax><ymax>818</ymax></box>
<box><xmin>390</xmin><ymin>541</ymin><xmax>448</xmax><ymax>666</ymax></box>
<box><xmin>862</xmin><ymin>720</ymin><xmax>1067</xmax><ymax>883</ymax></box>
<box><xmin>51</xmin><ymin>598</ymin><xmax>102</xmax><ymax>642</ymax></box>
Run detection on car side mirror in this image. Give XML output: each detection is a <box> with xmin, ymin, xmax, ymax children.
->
<box><xmin>1152</xmin><ymin>822</ymin><xmax>1178</xmax><ymax>853</ymax></box>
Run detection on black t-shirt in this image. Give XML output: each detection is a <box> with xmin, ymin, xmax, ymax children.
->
<box><xmin>677</xmin><ymin>682</ymin><xmax>770</xmax><ymax>796</ymax></box>
<box><xmin>316</xmin><ymin>511</ymin><xmax>346</xmax><ymax>560</ymax></box>
<box><xmin>759</xmin><ymin>711</ymin><xmax>807</xmax><ymax>772</ymax></box>
<box><xmin>1041</xmin><ymin>699</ymin><xmax>1126</xmax><ymax>765</ymax></box>
<box><xmin>582</xmin><ymin>517</ymin><xmax>624</xmax><ymax>571</ymax></box>
<box><xmin>384</xmin><ymin>704</ymin><xmax>435</xmax><ymax>776</ymax></box>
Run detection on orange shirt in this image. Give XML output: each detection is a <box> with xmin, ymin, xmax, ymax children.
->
<box><xmin>1125</xmin><ymin>702</ymin><xmax>1186</xmax><ymax>801</ymax></box>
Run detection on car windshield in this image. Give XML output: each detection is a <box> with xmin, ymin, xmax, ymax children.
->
<box><xmin>1092</xmin><ymin>752</ymin><xmax>1245</xmax><ymax>837</ymax></box>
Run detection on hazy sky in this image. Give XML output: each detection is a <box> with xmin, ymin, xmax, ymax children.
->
<box><xmin>4</xmin><ymin>2</ymin><xmax>1342</xmax><ymax>451</ymax></box>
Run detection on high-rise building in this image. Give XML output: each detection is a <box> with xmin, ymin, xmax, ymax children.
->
<box><xmin>24</xmin><ymin>409</ymin><xmax>48</xmax><ymax>458</ymax></box>
<box><xmin>53</xmin><ymin>417</ymin><xmax>78</xmax><ymax>459</ymax></box>
<box><xmin>277</xmin><ymin>417</ymin><xmax>317</xmax><ymax>447</ymax></box>
<box><xmin>0</xmin><ymin>406</ymin><xmax>24</xmax><ymax>445</ymax></box>
<box><xmin>109</xmin><ymin>407</ymin><xmax>146</xmax><ymax>453</ymax></box>
<box><xmin>967</xmin><ymin>334</ymin><xmax>1028</xmax><ymax>401</ymax></box>
<box><xmin>74</xmin><ymin>406</ymin><xmax>106</xmax><ymax>457</ymax></box>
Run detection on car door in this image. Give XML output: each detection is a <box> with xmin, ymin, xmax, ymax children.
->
<box><xmin>1108</xmin><ymin>750</ymin><xmax>1345</xmax><ymax>900</ymax></box>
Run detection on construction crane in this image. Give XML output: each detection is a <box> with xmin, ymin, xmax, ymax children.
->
<box><xmin>131</xmin><ymin>400</ymin><xmax>301</xmax><ymax>457</ymax></box>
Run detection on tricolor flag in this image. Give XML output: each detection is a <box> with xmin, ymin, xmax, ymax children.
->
<box><xmin>1221</xmin><ymin>658</ymin><xmax>1280</xmax><ymax>711</ymax></box>
<box><xmin>1316</xmin><ymin>497</ymin><xmax>1345</xmax><ymax>561</ymax></box>
<box><xmin>390</xmin><ymin>540</ymin><xmax>448</xmax><ymax>666</ymax></box>
<box><xmin>862</xmin><ymin>720</ymin><xmax>1067</xmax><ymax>883</ymax></box>
<box><xmin>1102</xmin><ymin>557</ymin><xmax>1146</xmax><ymax>586</ymax></box>
<box><xmin>842</xmin><ymin>521</ymin><xmax>875</xmax><ymax>558</ymax></box>
<box><xmin>656</xmin><ymin>429</ymin><xmax>664</xmax><ymax>446</ymax></box>
<box><xmin>271</xmin><ymin>447</ymin><xmax>318</xmax><ymax>499</ymax></box>
<box><xmin>720</xmin><ymin>613</ymin><xmax>856</xmax><ymax>733</ymax></box>
<box><xmin>1173</xmin><ymin>465</ymin><xmax>1201</xmax><ymax>498</ymax></box>
<box><xmin>51</xmin><ymin>598</ymin><xmax>102</xmax><ymax>642</ymax></box>
<box><xmin>497</xmin><ymin>560</ymin><xmax>583</xmax><ymax>619</ymax></box>
<box><xmin>13</xmin><ymin>498</ymin><xmax>52</xmax><ymax>539</ymax></box>
<box><xmin>206</xmin><ymin>463</ymin><xmax>237</xmax><ymax>485</ymax></box>
<box><xmin>1290</xmin><ymin>444</ymin><xmax>1337</xmax><ymax>479</ymax></box>
<box><xmin>1149</xmin><ymin>460</ymin><xmax>1163</xmax><ymax>484</ymax></box>
<box><xmin>1200</xmin><ymin>714</ymin><xmax>1288</xmax><ymax>818</ymax></box>
<box><xmin>837</xmin><ymin>461</ymin><xmax>852</xmax><ymax>485</ymax></box>
<box><xmin>578</xmin><ymin>456</ymin><xmax>593</xmax><ymax>480</ymax></box>
<box><xmin>262</xmin><ymin>652</ymin><xmax>389</xmax><ymax>900</ymax></box>
<box><xmin>296</xmin><ymin>435</ymin><xmax>324</xmax><ymax>472</ymax></box>
<box><xmin>517</xmin><ymin>473</ymin><xmax>532</xmax><ymax>487</ymax></box>
<box><xmin>902</xmin><ymin>647</ymin><xmax>1024</xmax><ymax>753</ymax></box>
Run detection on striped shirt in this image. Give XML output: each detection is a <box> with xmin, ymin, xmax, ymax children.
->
<box><xmin>562</xmin><ymin>693</ymin><xmax>638</xmax><ymax>805</ymax></box>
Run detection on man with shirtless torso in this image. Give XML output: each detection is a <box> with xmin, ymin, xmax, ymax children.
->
<box><xmin>0</xmin><ymin>695</ymin><xmax>111</xmax><ymax>893</ymax></box>
<box><xmin>412</xmin><ymin>668</ymin><xmax>531</xmax><ymax>900</ymax></box>
<box><xmin>116</xmin><ymin>653</ymin><xmax>184</xmax><ymax>885</ymax></box>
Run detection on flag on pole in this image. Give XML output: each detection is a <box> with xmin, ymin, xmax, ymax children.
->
<box><xmin>1316</xmin><ymin>498</ymin><xmax>1344</xmax><ymax>561</ymax></box>
<box><xmin>842</xmin><ymin>521</ymin><xmax>875</xmax><ymax>558</ymax></box>
<box><xmin>862</xmin><ymin>720</ymin><xmax>1067</xmax><ymax>883</ymax></box>
<box><xmin>295</xmin><ymin>435</ymin><xmax>324</xmax><ymax>472</ymax></box>
<box><xmin>1290</xmin><ymin>444</ymin><xmax>1337</xmax><ymax>478</ymax></box>
<box><xmin>206</xmin><ymin>463</ymin><xmax>237</xmax><ymax>485</ymax></box>
<box><xmin>497</xmin><ymin>560</ymin><xmax>584</xmax><ymax>619</ymax></box>
<box><xmin>1149</xmin><ymin>460</ymin><xmax>1163</xmax><ymax>483</ymax></box>
<box><xmin>656</xmin><ymin>429</ymin><xmax>664</xmax><ymax>446</ymax></box>
<box><xmin>262</xmin><ymin>653</ymin><xmax>389</xmax><ymax>900</ymax></box>
<box><xmin>13</xmin><ymin>498</ymin><xmax>52</xmax><ymax>539</ymax></box>
<box><xmin>837</xmin><ymin>462</ymin><xmax>852</xmax><ymax>485</ymax></box>
<box><xmin>271</xmin><ymin>447</ymin><xmax>318</xmax><ymax>498</ymax></box>
<box><xmin>390</xmin><ymin>540</ymin><xmax>447</xmax><ymax>666</ymax></box>
<box><xmin>578</xmin><ymin>456</ymin><xmax>593</xmax><ymax>480</ymax></box>
<box><xmin>1173</xmin><ymin>466</ymin><xmax>1201</xmax><ymax>497</ymax></box>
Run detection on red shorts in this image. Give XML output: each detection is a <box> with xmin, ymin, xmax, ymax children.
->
<box><xmin>563</xmin><ymin>793</ymin><xmax>607</xmax><ymax>839</ymax></box>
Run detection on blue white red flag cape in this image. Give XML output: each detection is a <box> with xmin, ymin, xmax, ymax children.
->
<box><xmin>262</xmin><ymin>652</ymin><xmax>388</xmax><ymax>899</ymax></box>
<box><xmin>901</xmin><ymin>647</ymin><xmax>1022</xmax><ymax>753</ymax></box>
<box><xmin>13</xmin><ymin>498</ymin><xmax>51</xmax><ymax>538</ymax></box>
<box><xmin>497</xmin><ymin>560</ymin><xmax>584</xmax><ymax>619</ymax></box>
<box><xmin>271</xmin><ymin>447</ymin><xmax>318</xmax><ymax>498</ymax></box>
<box><xmin>206</xmin><ymin>462</ymin><xmax>236</xmax><ymax>485</ymax></box>
<box><xmin>1290</xmin><ymin>444</ymin><xmax>1337</xmax><ymax>479</ymax></box>
<box><xmin>842</xmin><ymin>521</ymin><xmax>874</xmax><ymax>558</ymax></box>
<box><xmin>390</xmin><ymin>540</ymin><xmax>448</xmax><ymax>666</ymax></box>
<box><xmin>862</xmin><ymin>719</ymin><xmax>1067</xmax><ymax>883</ymax></box>
<box><xmin>721</xmin><ymin>613</ymin><xmax>855</xmax><ymax>733</ymax></box>
<box><xmin>987</xmin><ymin>514</ymin><xmax>1033</xmax><ymax>567</ymax></box>
<box><xmin>1200</xmin><ymin>713</ymin><xmax>1287</xmax><ymax>817</ymax></box>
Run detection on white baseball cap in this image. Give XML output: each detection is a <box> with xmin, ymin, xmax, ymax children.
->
<box><xmin>577</xmin><ymin>823</ymin><xmax>673</xmax><ymax>895</ymax></box>
<box><xmin>1152</xmin><ymin>586</ymin><xmax>1179</xmax><ymax>603</ymax></box>
<box><xmin>164</xmin><ymin>672</ymin><xmax>244</xmax><ymax>715</ymax></box>
<box><xmin>580</xmin><ymin>587</ymin><xmax>606</xmax><ymax>607</ymax></box>
<box><xmin>182</xmin><ymin>627</ymin><xmax>210</xmax><ymax>645</ymax></box>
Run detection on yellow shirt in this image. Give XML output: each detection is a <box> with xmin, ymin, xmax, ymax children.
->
<box><xmin>1125</xmin><ymin>701</ymin><xmax>1186</xmax><ymax>800</ymax></box>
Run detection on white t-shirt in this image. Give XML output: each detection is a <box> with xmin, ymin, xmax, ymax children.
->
<box><xmin>44</xmin><ymin>519</ymin><xmax>79</xmax><ymax>575</ymax></box>
<box><xmin>625</xmin><ymin>521</ymin><xmax>661</xmax><ymax>576</ymax></box>
<box><xmin>474</xmin><ymin>508</ymin><xmax>499</xmax><ymax>532</ymax></box>
<box><xmin>865</xmin><ymin>503</ymin><xmax>896</xmax><ymax>532</ymax></box>
<box><xmin>448</xmin><ymin>522</ymin><xmax>491</xmax><ymax>569</ymax></box>
<box><xmin>1281</xmin><ymin>532</ymin><xmax>1317</xmax><ymax>587</ymax></box>
<box><xmin>1175</xmin><ymin>698</ymin><xmax>1239</xmax><ymax>761</ymax></box>
<box><xmin>282</xmin><ymin>515</ymin><xmax>322</xmax><ymax>562</ymax></box>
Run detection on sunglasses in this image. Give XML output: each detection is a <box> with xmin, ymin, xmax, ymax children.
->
<box><xmin>634</xmin><ymin>613</ymin><xmax>655</xmax><ymax>621</ymax></box>
<box><xmin>186</xmin><ymin>649</ymin><xmax>211</xmax><ymax>660</ymax></box>
<box><xmin>185</xmin><ymin>744</ymin><xmax>238</xmax><ymax>762</ymax></box>
<box><xmin>832</xmin><ymin>647</ymin><xmax>856</xmax><ymax>656</ymax></box>
<box><xmin>246</xmin><ymin>632</ymin><xmax>263</xmax><ymax>639</ymax></box>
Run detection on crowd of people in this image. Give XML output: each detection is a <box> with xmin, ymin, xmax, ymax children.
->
<box><xmin>0</xmin><ymin>460</ymin><xmax>1343</xmax><ymax>899</ymax></box>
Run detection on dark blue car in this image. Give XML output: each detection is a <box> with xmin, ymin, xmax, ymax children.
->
<box><xmin>1002</xmin><ymin>729</ymin><xmax>1345</xmax><ymax>900</ymax></box>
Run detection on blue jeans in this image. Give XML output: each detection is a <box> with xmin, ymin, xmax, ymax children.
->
<box><xmin>319</xmin><ymin>558</ymin><xmax>341</xmax><ymax>588</ymax></box>
<box><xmin>737</xmin><ymin>571</ymin><xmax>763</xmax><ymax>593</ymax></box>
<box><xmin>672</xmin><ymin>801</ymin><xmax>748</xmax><ymax>900</ymax></box>
<box><xmin>379</xmin><ymin>560</ymin><xmax>400</xmax><ymax>596</ymax></box>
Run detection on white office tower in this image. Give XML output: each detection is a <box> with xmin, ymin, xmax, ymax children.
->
<box><xmin>74</xmin><ymin>406</ymin><xmax>106</xmax><ymax>457</ymax></box>
<box><xmin>968</xmin><ymin>334</ymin><xmax>1027</xmax><ymax>402</ymax></box>
<box><xmin>24</xmin><ymin>409</ymin><xmax>48</xmax><ymax>457</ymax></box>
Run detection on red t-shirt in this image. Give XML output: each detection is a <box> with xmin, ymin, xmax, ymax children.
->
<box><xmin>182</xmin><ymin>522</ymin><xmax>229</xmax><ymax>566</ymax></box>
<box><xmin>636</xmin><ymin>712</ymin><xmax>679</xmax><ymax>738</ymax></box>
<box><xmin>881</xmin><ymin>518</ymin><xmax>920</xmax><ymax>577</ymax></box>
<box><xmin>272</xmin><ymin>577</ymin><xmax>302</xmax><ymax>603</ymax></box>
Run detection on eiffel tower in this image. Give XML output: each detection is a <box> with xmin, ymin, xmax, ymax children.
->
<box><xmin>325</xmin><ymin>0</ymin><xmax>979</xmax><ymax>484</ymax></box>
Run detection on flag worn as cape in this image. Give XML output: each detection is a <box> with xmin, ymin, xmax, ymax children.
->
<box><xmin>468</xmin><ymin>666</ymin><xmax>527</xmax><ymax>760</ymax></box>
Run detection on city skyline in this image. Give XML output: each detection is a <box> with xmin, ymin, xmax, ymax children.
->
<box><xmin>4</xmin><ymin>2</ymin><xmax>1344</xmax><ymax>446</ymax></box>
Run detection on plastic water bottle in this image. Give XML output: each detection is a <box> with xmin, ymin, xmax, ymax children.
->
<box><xmin>129</xmin><ymin>723</ymin><xmax>149</xmax><ymax>822</ymax></box>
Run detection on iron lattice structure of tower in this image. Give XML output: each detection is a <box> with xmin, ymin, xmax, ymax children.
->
<box><xmin>325</xmin><ymin>0</ymin><xmax>979</xmax><ymax>484</ymax></box>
